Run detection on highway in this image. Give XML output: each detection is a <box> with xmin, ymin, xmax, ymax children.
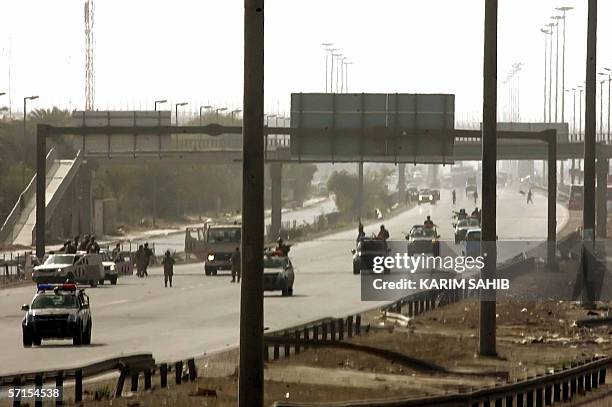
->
<box><xmin>0</xmin><ymin>187</ymin><xmax>567</xmax><ymax>375</ymax></box>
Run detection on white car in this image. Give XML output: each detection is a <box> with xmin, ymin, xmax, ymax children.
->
<box><xmin>99</xmin><ymin>252</ymin><xmax>118</xmax><ymax>285</ymax></box>
<box><xmin>454</xmin><ymin>218</ymin><xmax>480</xmax><ymax>244</ymax></box>
<box><xmin>418</xmin><ymin>189</ymin><xmax>435</xmax><ymax>205</ymax></box>
<box><xmin>33</xmin><ymin>253</ymin><xmax>104</xmax><ymax>288</ymax></box>
<box><xmin>460</xmin><ymin>228</ymin><xmax>482</xmax><ymax>257</ymax></box>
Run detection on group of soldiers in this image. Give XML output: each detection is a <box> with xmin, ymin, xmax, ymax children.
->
<box><xmin>134</xmin><ymin>243</ymin><xmax>155</xmax><ymax>278</ymax></box>
<box><xmin>59</xmin><ymin>235</ymin><xmax>100</xmax><ymax>254</ymax></box>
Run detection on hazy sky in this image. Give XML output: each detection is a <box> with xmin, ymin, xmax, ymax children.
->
<box><xmin>0</xmin><ymin>0</ymin><xmax>611</xmax><ymax>123</ymax></box>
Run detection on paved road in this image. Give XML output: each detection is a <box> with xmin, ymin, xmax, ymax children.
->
<box><xmin>0</xmin><ymin>187</ymin><xmax>566</xmax><ymax>374</ymax></box>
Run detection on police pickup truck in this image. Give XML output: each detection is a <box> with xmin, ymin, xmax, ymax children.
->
<box><xmin>33</xmin><ymin>253</ymin><xmax>104</xmax><ymax>288</ymax></box>
<box><xmin>21</xmin><ymin>284</ymin><xmax>92</xmax><ymax>346</ymax></box>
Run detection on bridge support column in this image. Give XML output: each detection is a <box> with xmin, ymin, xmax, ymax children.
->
<box><xmin>596</xmin><ymin>156</ymin><xmax>608</xmax><ymax>238</ymax></box>
<box><xmin>398</xmin><ymin>164</ymin><xmax>406</xmax><ymax>204</ymax></box>
<box><xmin>357</xmin><ymin>162</ymin><xmax>364</xmax><ymax>219</ymax></box>
<box><xmin>429</xmin><ymin>165</ymin><xmax>439</xmax><ymax>188</ymax></box>
<box><xmin>35</xmin><ymin>125</ymin><xmax>47</xmax><ymax>260</ymax></box>
<box><xmin>547</xmin><ymin>132</ymin><xmax>557</xmax><ymax>268</ymax></box>
<box><xmin>270</xmin><ymin>162</ymin><xmax>282</xmax><ymax>241</ymax></box>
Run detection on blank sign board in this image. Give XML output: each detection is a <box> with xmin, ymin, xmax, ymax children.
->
<box><xmin>71</xmin><ymin>111</ymin><xmax>172</xmax><ymax>155</ymax></box>
<box><xmin>290</xmin><ymin>93</ymin><xmax>455</xmax><ymax>163</ymax></box>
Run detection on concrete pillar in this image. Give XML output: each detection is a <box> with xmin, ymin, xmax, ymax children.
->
<box><xmin>270</xmin><ymin>162</ymin><xmax>282</xmax><ymax>240</ymax></box>
<box><xmin>596</xmin><ymin>157</ymin><xmax>608</xmax><ymax>238</ymax></box>
<box><xmin>429</xmin><ymin>165</ymin><xmax>440</xmax><ymax>188</ymax></box>
<box><xmin>398</xmin><ymin>164</ymin><xmax>406</xmax><ymax>204</ymax></box>
<box><xmin>357</xmin><ymin>162</ymin><xmax>364</xmax><ymax>218</ymax></box>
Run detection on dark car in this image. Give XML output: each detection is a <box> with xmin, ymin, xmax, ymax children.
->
<box><xmin>406</xmin><ymin>225</ymin><xmax>440</xmax><ymax>256</ymax></box>
<box><xmin>263</xmin><ymin>255</ymin><xmax>295</xmax><ymax>296</ymax></box>
<box><xmin>21</xmin><ymin>284</ymin><xmax>92</xmax><ymax>347</ymax></box>
<box><xmin>406</xmin><ymin>184</ymin><xmax>419</xmax><ymax>202</ymax></box>
<box><xmin>352</xmin><ymin>238</ymin><xmax>391</xmax><ymax>274</ymax></box>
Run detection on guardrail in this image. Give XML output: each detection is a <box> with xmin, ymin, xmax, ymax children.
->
<box><xmin>273</xmin><ymin>356</ymin><xmax>610</xmax><ymax>407</ymax></box>
<box><xmin>0</xmin><ymin>251</ymin><xmax>33</xmax><ymax>283</ymax></box>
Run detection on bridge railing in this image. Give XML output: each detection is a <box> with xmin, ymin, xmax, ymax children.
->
<box><xmin>0</xmin><ymin>148</ymin><xmax>57</xmax><ymax>245</ymax></box>
<box><xmin>170</xmin><ymin>134</ymin><xmax>291</xmax><ymax>152</ymax></box>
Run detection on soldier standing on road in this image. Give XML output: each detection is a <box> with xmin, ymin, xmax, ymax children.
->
<box><xmin>231</xmin><ymin>247</ymin><xmax>241</xmax><ymax>283</ymax></box>
<box><xmin>162</xmin><ymin>250</ymin><xmax>175</xmax><ymax>287</ymax></box>
<box><xmin>527</xmin><ymin>188</ymin><xmax>533</xmax><ymax>204</ymax></box>
<box><xmin>452</xmin><ymin>189</ymin><xmax>456</xmax><ymax>205</ymax></box>
<box><xmin>78</xmin><ymin>235</ymin><xmax>90</xmax><ymax>252</ymax></box>
<box><xmin>87</xmin><ymin>236</ymin><xmax>100</xmax><ymax>254</ymax></box>
<box><xmin>142</xmin><ymin>243</ymin><xmax>154</xmax><ymax>277</ymax></box>
<box><xmin>135</xmin><ymin>245</ymin><xmax>145</xmax><ymax>277</ymax></box>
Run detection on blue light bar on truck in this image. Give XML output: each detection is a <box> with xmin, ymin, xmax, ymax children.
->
<box><xmin>37</xmin><ymin>283</ymin><xmax>77</xmax><ymax>291</ymax></box>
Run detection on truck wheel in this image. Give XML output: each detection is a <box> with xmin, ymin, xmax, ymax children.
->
<box><xmin>83</xmin><ymin>324</ymin><xmax>92</xmax><ymax>345</ymax></box>
<box><xmin>353</xmin><ymin>263</ymin><xmax>360</xmax><ymax>275</ymax></box>
<box><xmin>110</xmin><ymin>276</ymin><xmax>117</xmax><ymax>285</ymax></box>
<box><xmin>22</xmin><ymin>331</ymin><xmax>32</xmax><ymax>347</ymax></box>
<box><xmin>282</xmin><ymin>285</ymin><xmax>289</xmax><ymax>296</ymax></box>
<box><xmin>98</xmin><ymin>279</ymin><xmax>105</xmax><ymax>285</ymax></box>
<box><xmin>33</xmin><ymin>337</ymin><xmax>41</xmax><ymax>346</ymax></box>
<box><xmin>73</xmin><ymin>325</ymin><xmax>83</xmax><ymax>346</ymax></box>
<box><xmin>288</xmin><ymin>287</ymin><xmax>294</xmax><ymax>296</ymax></box>
<box><xmin>204</xmin><ymin>266</ymin><xmax>214</xmax><ymax>276</ymax></box>
<box><xmin>89</xmin><ymin>280</ymin><xmax>98</xmax><ymax>288</ymax></box>
<box><xmin>212</xmin><ymin>269</ymin><xmax>218</xmax><ymax>276</ymax></box>
<box><xmin>66</xmin><ymin>272</ymin><xmax>75</xmax><ymax>282</ymax></box>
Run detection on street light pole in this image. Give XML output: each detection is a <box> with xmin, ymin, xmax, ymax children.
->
<box><xmin>599</xmin><ymin>75</ymin><xmax>606</xmax><ymax>141</ymax></box>
<box><xmin>199</xmin><ymin>105</ymin><xmax>213</xmax><ymax>125</ymax></box>
<box><xmin>154</xmin><ymin>99</ymin><xmax>167</xmax><ymax>111</ymax></box>
<box><xmin>345</xmin><ymin>61</ymin><xmax>353</xmax><ymax>93</ymax></box>
<box><xmin>556</xmin><ymin>7</ymin><xmax>573</xmax><ymax>124</ymax></box>
<box><xmin>231</xmin><ymin>109</ymin><xmax>242</xmax><ymax>122</ymax></box>
<box><xmin>552</xmin><ymin>16</ymin><xmax>562</xmax><ymax>122</ymax></box>
<box><xmin>547</xmin><ymin>23</ymin><xmax>555</xmax><ymax>122</ymax></box>
<box><xmin>333</xmin><ymin>53</ymin><xmax>342</xmax><ymax>93</ymax></box>
<box><xmin>541</xmin><ymin>28</ymin><xmax>551</xmax><ymax>122</ymax></box>
<box><xmin>215</xmin><ymin>107</ymin><xmax>228</xmax><ymax>123</ymax></box>
<box><xmin>175</xmin><ymin>102</ymin><xmax>188</xmax><ymax>126</ymax></box>
<box><xmin>23</xmin><ymin>95</ymin><xmax>39</xmax><ymax>189</ymax></box>
<box><xmin>321</xmin><ymin>43</ymin><xmax>333</xmax><ymax>93</ymax></box>
<box><xmin>480</xmin><ymin>0</ymin><xmax>498</xmax><ymax>357</ymax></box>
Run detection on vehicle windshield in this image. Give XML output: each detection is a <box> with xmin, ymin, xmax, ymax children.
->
<box><xmin>412</xmin><ymin>227</ymin><xmax>436</xmax><ymax>237</ymax></box>
<box><xmin>466</xmin><ymin>231</ymin><xmax>481</xmax><ymax>241</ymax></box>
<box><xmin>43</xmin><ymin>255</ymin><xmax>77</xmax><ymax>265</ymax></box>
<box><xmin>457</xmin><ymin>220</ymin><xmax>468</xmax><ymax>227</ymax></box>
<box><xmin>31</xmin><ymin>293</ymin><xmax>79</xmax><ymax>309</ymax></box>
<box><xmin>100</xmin><ymin>252</ymin><xmax>110</xmax><ymax>261</ymax></box>
<box><xmin>360</xmin><ymin>240</ymin><xmax>387</xmax><ymax>251</ymax></box>
<box><xmin>207</xmin><ymin>228</ymin><xmax>241</xmax><ymax>243</ymax></box>
<box><xmin>263</xmin><ymin>256</ymin><xmax>288</xmax><ymax>268</ymax></box>
<box><xmin>468</xmin><ymin>219</ymin><xmax>480</xmax><ymax>226</ymax></box>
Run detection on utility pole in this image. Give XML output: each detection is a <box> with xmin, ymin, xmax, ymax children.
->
<box><xmin>583</xmin><ymin>0</ymin><xmax>597</xmax><ymax>241</ymax></box>
<box><xmin>480</xmin><ymin>0</ymin><xmax>497</xmax><ymax>357</ymax></box>
<box><xmin>541</xmin><ymin>28</ymin><xmax>551</xmax><ymax>122</ymax></box>
<box><xmin>321</xmin><ymin>43</ymin><xmax>333</xmax><ymax>93</ymax></box>
<box><xmin>552</xmin><ymin>15</ymin><xmax>562</xmax><ymax>123</ymax></box>
<box><xmin>239</xmin><ymin>0</ymin><xmax>264</xmax><ymax>406</ymax></box>
<box><xmin>547</xmin><ymin>22</ymin><xmax>555</xmax><ymax>123</ymax></box>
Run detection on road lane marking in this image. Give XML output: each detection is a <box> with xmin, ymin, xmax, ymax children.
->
<box><xmin>103</xmin><ymin>299</ymin><xmax>129</xmax><ymax>306</ymax></box>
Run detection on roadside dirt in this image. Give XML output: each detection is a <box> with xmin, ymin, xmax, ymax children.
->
<box><xmin>59</xmin><ymin>297</ymin><xmax>612</xmax><ymax>407</ymax></box>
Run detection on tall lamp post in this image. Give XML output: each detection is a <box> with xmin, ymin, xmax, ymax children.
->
<box><xmin>199</xmin><ymin>105</ymin><xmax>213</xmax><ymax>125</ymax></box>
<box><xmin>231</xmin><ymin>108</ymin><xmax>243</xmax><ymax>122</ymax></box>
<box><xmin>552</xmin><ymin>15</ymin><xmax>562</xmax><ymax>122</ymax></box>
<box><xmin>605</xmin><ymin>68</ymin><xmax>612</xmax><ymax>142</ymax></box>
<box><xmin>546</xmin><ymin>22</ymin><xmax>556</xmax><ymax>122</ymax></box>
<box><xmin>175</xmin><ymin>102</ymin><xmax>188</xmax><ymax>126</ymax></box>
<box><xmin>215</xmin><ymin>107</ymin><xmax>227</xmax><ymax>123</ymax></box>
<box><xmin>556</xmin><ymin>6</ymin><xmax>574</xmax><ymax>124</ymax></box>
<box><xmin>154</xmin><ymin>99</ymin><xmax>167</xmax><ymax>111</ymax></box>
<box><xmin>598</xmin><ymin>74</ymin><xmax>607</xmax><ymax>141</ymax></box>
<box><xmin>333</xmin><ymin>53</ymin><xmax>343</xmax><ymax>93</ymax></box>
<box><xmin>541</xmin><ymin>28</ymin><xmax>552</xmax><ymax>122</ymax></box>
<box><xmin>23</xmin><ymin>95</ymin><xmax>39</xmax><ymax>189</ymax></box>
<box><xmin>328</xmin><ymin>48</ymin><xmax>339</xmax><ymax>92</ymax></box>
<box><xmin>344</xmin><ymin>61</ymin><xmax>353</xmax><ymax>93</ymax></box>
<box><xmin>321</xmin><ymin>43</ymin><xmax>333</xmax><ymax>93</ymax></box>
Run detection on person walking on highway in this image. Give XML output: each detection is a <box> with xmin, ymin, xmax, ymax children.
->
<box><xmin>135</xmin><ymin>245</ymin><xmax>145</xmax><ymax>277</ymax></box>
<box><xmin>78</xmin><ymin>235</ymin><xmax>90</xmax><ymax>252</ymax></box>
<box><xmin>111</xmin><ymin>243</ymin><xmax>121</xmax><ymax>262</ymax></box>
<box><xmin>230</xmin><ymin>247</ymin><xmax>241</xmax><ymax>283</ymax></box>
<box><xmin>452</xmin><ymin>189</ymin><xmax>456</xmax><ymax>205</ymax></box>
<box><xmin>162</xmin><ymin>250</ymin><xmax>175</xmax><ymax>287</ymax></box>
<box><xmin>473</xmin><ymin>190</ymin><xmax>478</xmax><ymax>205</ymax></box>
<box><xmin>142</xmin><ymin>243</ymin><xmax>154</xmax><ymax>277</ymax></box>
<box><xmin>527</xmin><ymin>188</ymin><xmax>533</xmax><ymax>204</ymax></box>
<box><xmin>377</xmin><ymin>225</ymin><xmax>389</xmax><ymax>241</ymax></box>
